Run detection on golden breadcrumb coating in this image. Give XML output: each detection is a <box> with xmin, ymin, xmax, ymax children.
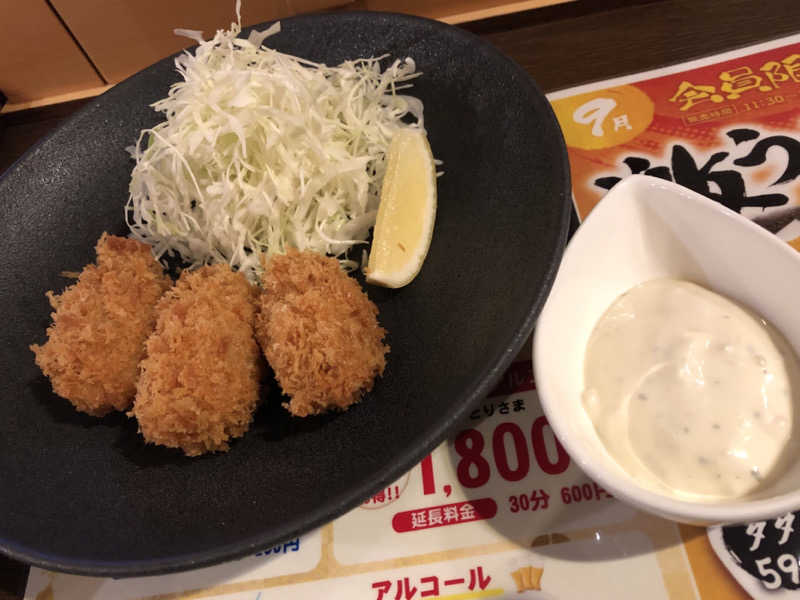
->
<box><xmin>30</xmin><ymin>233</ymin><xmax>171</xmax><ymax>417</ymax></box>
<box><xmin>133</xmin><ymin>264</ymin><xmax>262</xmax><ymax>456</ymax></box>
<box><xmin>256</xmin><ymin>249</ymin><xmax>389</xmax><ymax>417</ymax></box>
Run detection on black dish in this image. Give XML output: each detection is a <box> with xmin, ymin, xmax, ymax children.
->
<box><xmin>0</xmin><ymin>12</ymin><xmax>570</xmax><ymax>576</ymax></box>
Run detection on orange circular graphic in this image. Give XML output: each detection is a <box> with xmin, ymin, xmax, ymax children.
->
<box><xmin>552</xmin><ymin>85</ymin><xmax>655</xmax><ymax>150</ymax></box>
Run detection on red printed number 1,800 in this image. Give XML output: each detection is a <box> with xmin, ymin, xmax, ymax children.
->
<box><xmin>421</xmin><ymin>417</ymin><xmax>570</xmax><ymax>494</ymax></box>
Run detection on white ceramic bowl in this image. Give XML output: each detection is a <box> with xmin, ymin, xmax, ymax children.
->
<box><xmin>534</xmin><ymin>174</ymin><xmax>800</xmax><ymax>525</ymax></box>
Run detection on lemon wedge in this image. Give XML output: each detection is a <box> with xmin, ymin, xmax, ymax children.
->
<box><xmin>366</xmin><ymin>128</ymin><xmax>437</xmax><ymax>288</ymax></box>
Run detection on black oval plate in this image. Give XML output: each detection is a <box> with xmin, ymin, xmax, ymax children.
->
<box><xmin>0</xmin><ymin>12</ymin><xmax>570</xmax><ymax>576</ymax></box>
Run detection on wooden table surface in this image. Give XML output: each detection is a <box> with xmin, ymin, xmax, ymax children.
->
<box><xmin>2</xmin><ymin>0</ymin><xmax>800</xmax><ymax>597</ymax></box>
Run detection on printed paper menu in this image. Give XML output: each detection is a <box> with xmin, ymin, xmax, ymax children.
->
<box><xmin>24</xmin><ymin>32</ymin><xmax>800</xmax><ymax>600</ymax></box>
<box><xmin>549</xmin><ymin>33</ymin><xmax>800</xmax><ymax>245</ymax></box>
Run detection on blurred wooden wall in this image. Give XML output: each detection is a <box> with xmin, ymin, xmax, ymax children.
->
<box><xmin>1</xmin><ymin>0</ymin><xmax>572</xmax><ymax>112</ymax></box>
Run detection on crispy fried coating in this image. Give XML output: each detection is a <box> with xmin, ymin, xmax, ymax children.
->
<box><xmin>133</xmin><ymin>264</ymin><xmax>262</xmax><ymax>456</ymax></box>
<box><xmin>30</xmin><ymin>233</ymin><xmax>171</xmax><ymax>416</ymax></box>
<box><xmin>256</xmin><ymin>249</ymin><xmax>389</xmax><ymax>417</ymax></box>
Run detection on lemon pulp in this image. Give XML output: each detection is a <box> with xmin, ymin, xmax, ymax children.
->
<box><xmin>366</xmin><ymin>128</ymin><xmax>437</xmax><ymax>288</ymax></box>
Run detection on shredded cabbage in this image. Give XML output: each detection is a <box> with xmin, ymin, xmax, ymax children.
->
<box><xmin>126</xmin><ymin>15</ymin><xmax>425</xmax><ymax>282</ymax></box>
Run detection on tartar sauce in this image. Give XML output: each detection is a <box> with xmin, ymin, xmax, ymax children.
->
<box><xmin>583</xmin><ymin>279</ymin><xmax>800</xmax><ymax>500</ymax></box>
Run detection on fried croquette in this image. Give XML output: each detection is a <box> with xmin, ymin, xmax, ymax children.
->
<box><xmin>255</xmin><ymin>249</ymin><xmax>389</xmax><ymax>417</ymax></box>
<box><xmin>30</xmin><ymin>233</ymin><xmax>171</xmax><ymax>416</ymax></box>
<box><xmin>133</xmin><ymin>264</ymin><xmax>262</xmax><ymax>456</ymax></box>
